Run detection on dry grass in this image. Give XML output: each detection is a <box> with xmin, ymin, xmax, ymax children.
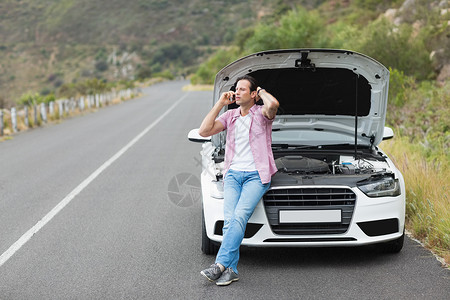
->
<box><xmin>381</xmin><ymin>137</ymin><xmax>450</xmax><ymax>265</ymax></box>
<box><xmin>136</xmin><ymin>77</ymin><xmax>166</xmax><ymax>88</ymax></box>
<box><xmin>182</xmin><ymin>84</ymin><xmax>214</xmax><ymax>91</ymax></box>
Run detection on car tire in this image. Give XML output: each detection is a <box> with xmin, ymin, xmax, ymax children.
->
<box><xmin>202</xmin><ymin>209</ymin><xmax>219</xmax><ymax>255</ymax></box>
<box><xmin>378</xmin><ymin>230</ymin><xmax>405</xmax><ymax>253</ymax></box>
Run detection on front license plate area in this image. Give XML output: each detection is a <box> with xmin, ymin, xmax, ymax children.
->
<box><xmin>279</xmin><ymin>210</ymin><xmax>342</xmax><ymax>223</ymax></box>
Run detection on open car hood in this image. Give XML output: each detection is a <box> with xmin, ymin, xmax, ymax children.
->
<box><xmin>211</xmin><ymin>49</ymin><xmax>390</xmax><ymax>149</ymax></box>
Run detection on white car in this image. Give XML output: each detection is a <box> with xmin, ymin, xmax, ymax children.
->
<box><xmin>189</xmin><ymin>49</ymin><xmax>405</xmax><ymax>255</ymax></box>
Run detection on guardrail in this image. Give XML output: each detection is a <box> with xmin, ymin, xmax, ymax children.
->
<box><xmin>0</xmin><ymin>88</ymin><xmax>139</xmax><ymax>137</ymax></box>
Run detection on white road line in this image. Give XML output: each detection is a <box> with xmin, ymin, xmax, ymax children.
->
<box><xmin>0</xmin><ymin>93</ymin><xmax>189</xmax><ymax>267</ymax></box>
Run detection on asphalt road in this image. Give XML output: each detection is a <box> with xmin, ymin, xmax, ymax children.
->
<box><xmin>0</xmin><ymin>81</ymin><xmax>448</xmax><ymax>299</ymax></box>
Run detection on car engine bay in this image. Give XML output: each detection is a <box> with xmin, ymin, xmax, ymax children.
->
<box><xmin>269</xmin><ymin>148</ymin><xmax>395</xmax><ymax>187</ymax></box>
<box><xmin>209</xmin><ymin>145</ymin><xmax>396</xmax><ymax>188</ymax></box>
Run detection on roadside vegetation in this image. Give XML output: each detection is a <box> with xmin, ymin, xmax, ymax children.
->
<box><xmin>0</xmin><ymin>76</ymin><xmax>173</xmax><ymax>138</ymax></box>
<box><xmin>381</xmin><ymin>77</ymin><xmax>449</xmax><ymax>264</ymax></box>
<box><xmin>0</xmin><ymin>80</ymin><xmax>142</xmax><ymax>138</ymax></box>
<box><xmin>192</xmin><ymin>0</ymin><xmax>450</xmax><ymax>264</ymax></box>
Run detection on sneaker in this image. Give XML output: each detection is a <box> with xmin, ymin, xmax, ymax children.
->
<box><xmin>216</xmin><ymin>268</ymin><xmax>239</xmax><ymax>286</ymax></box>
<box><xmin>200</xmin><ymin>264</ymin><xmax>223</xmax><ymax>282</ymax></box>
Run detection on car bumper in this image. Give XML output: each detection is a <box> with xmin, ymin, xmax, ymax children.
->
<box><xmin>203</xmin><ymin>184</ymin><xmax>405</xmax><ymax>247</ymax></box>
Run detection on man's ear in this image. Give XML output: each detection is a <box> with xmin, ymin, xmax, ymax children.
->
<box><xmin>252</xmin><ymin>90</ymin><xmax>259</xmax><ymax>103</ymax></box>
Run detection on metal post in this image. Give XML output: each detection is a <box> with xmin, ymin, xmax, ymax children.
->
<box><xmin>0</xmin><ymin>110</ymin><xmax>4</xmax><ymax>136</ymax></box>
<box><xmin>24</xmin><ymin>106</ymin><xmax>29</xmax><ymax>127</ymax></box>
<box><xmin>49</xmin><ymin>101</ymin><xmax>54</xmax><ymax>115</ymax></box>
<box><xmin>59</xmin><ymin>100</ymin><xmax>63</xmax><ymax>118</ymax></box>
<box><xmin>11</xmin><ymin>107</ymin><xmax>18</xmax><ymax>133</ymax></box>
<box><xmin>79</xmin><ymin>97</ymin><xmax>84</xmax><ymax>111</ymax></box>
<box><xmin>33</xmin><ymin>105</ymin><xmax>38</xmax><ymax>125</ymax></box>
<box><xmin>40</xmin><ymin>103</ymin><xmax>47</xmax><ymax>123</ymax></box>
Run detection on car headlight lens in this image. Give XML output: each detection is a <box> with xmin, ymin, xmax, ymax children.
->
<box><xmin>357</xmin><ymin>176</ymin><xmax>400</xmax><ymax>197</ymax></box>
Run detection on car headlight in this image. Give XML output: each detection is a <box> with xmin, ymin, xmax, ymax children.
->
<box><xmin>357</xmin><ymin>176</ymin><xmax>400</xmax><ymax>197</ymax></box>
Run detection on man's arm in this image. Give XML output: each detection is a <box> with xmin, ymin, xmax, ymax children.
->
<box><xmin>198</xmin><ymin>91</ymin><xmax>235</xmax><ymax>137</ymax></box>
<box><xmin>257</xmin><ymin>87</ymin><xmax>279</xmax><ymax>120</ymax></box>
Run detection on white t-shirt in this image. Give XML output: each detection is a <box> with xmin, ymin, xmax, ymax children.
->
<box><xmin>230</xmin><ymin>114</ymin><xmax>257</xmax><ymax>171</ymax></box>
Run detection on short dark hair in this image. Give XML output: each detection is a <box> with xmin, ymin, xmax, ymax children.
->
<box><xmin>235</xmin><ymin>75</ymin><xmax>258</xmax><ymax>92</ymax></box>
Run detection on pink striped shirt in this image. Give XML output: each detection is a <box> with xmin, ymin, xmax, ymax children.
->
<box><xmin>217</xmin><ymin>105</ymin><xmax>277</xmax><ymax>184</ymax></box>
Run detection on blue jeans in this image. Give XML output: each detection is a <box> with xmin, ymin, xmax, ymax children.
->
<box><xmin>215</xmin><ymin>169</ymin><xmax>270</xmax><ymax>274</ymax></box>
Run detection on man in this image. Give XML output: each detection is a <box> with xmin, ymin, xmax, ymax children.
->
<box><xmin>198</xmin><ymin>75</ymin><xmax>279</xmax><ymax>286</ymax></box>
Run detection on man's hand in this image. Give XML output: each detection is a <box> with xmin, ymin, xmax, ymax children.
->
<box><xmin>218</xmin><ymin>91</ymin><xmax>236</xmax><ymax>106</ymax></box>
<box><xmin>257</xmin><ymin>87</ymin><xmax>279</xmax><ymax>120</ymax></box>
<box><xmin>198</xmin><ymin>92</ymin><xmax>232</xmax><ymax>137</ymax></box>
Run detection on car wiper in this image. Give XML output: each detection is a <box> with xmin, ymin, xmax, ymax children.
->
<box><xmin>272</xmin><ymin>144</ymin><xmax>317</xmax><ymax>149</ymax></box>
<box><xmin>319</xmin><ymin>143</ymin><xmax>353</xmax><ymax>148</ymax></box>
<box><xmin>298</xmin><ymin>143</ymin><xmax>355</xmax><ymax>150</ymax></box>
<box><xmin>271</xmin><ymin>143</ymin><xmax>290</xmax><ymax>149</ymax></box>
<box><xmin>272</xmin><ymin>143</ymin><xmax>359</xmax><ymax>150</ymax></box>
<box><xmin>320</xmin><ymin>143</ymin><xmax>371</xmax><ymax>149</ymax></box>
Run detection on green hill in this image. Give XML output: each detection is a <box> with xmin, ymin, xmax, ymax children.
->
<box><xmin>0</xmin><ymin>0</ymin><xmax>306</xmax><ymax>106</ymax></box>
<box><xmin>1</xmin><ymin>0</ymin><xmax>448</xmax><ymax>109</ymax></box>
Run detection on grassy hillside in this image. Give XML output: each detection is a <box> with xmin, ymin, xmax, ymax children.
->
<box><xmin>1</xmin><ymin>0</ymin><xmax>255</xmax><ymax>45</ymax></box>
<box><xmin>0</xmin><ymin>0</ymin><xmax>313</xmax><ymax>107</ymax></box>
<box><xmin>193</xmin><ymin>0</ymin><xmax>449</xmax><ymax>83</ymax></box>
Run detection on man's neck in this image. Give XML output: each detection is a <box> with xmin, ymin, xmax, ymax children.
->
<box><xmin>240</xmin><ymin>103</ymin><xmax>255</xmax><ymax>116</ymax></box>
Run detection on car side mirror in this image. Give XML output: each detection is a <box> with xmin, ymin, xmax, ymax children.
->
<box><xmin>188</xmin><ymin>128</ymin><xmax>211</xmax><ymax>143</ymax></box>
<box><xmin>382</xmin><ymin>127</ymin><xmax>394</xmax><ymax>140</ymax></box>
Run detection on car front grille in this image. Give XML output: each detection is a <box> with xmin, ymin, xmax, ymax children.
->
<box><xmin>263</xmin><ymin>188</ymin><xmax>356</xmax><ymax>235</ymax></box>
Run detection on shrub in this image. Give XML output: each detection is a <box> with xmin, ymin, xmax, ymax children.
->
<box><xmin>348</xmin><ymin>18</ymin><xmax>433</xmax><ymax>80</ymax></box>
<box><xmin>58</xmin><ymin>78</ymin><xmax>111</xmax><ymax>98</ymax></box>
<box><xmin>95</xmin><ymin>60</ymin><xmax>109</xmax><ymax>72</ymax></box>
<box><xmin>40</xmin><ymin>87</ymin><xmax>52</xmax><ymax>96</ymax></box>
<box><xmin>234</xmin><ymin>27</ymin><xmax>255</xmax><ymax>52</ymax></box>
<box><xmin>41</xmin><ymin>94</ymin><xmax>56</xmax><ymax>104</ymax></box>
<box><xmin>153</xmin><ymin>70</ymin><xmax>174</xmax><ymax>80</ymax></box>
<box><xmin>244</xmin><ymin>7</ymin><xmax>328</xmax><ymax>52</ymax></box>
<box><xmin>191</xmin><ymin>48</ymin><xmax>240</xmax><ymax>85</ymax></box>
<box><xmin>17</xmin><ymin>93</ymin><xmax>39</xmax><ymax>107</ymax></box>
<box><xmin>326</xmin><ymin>21</ymin><xmax>360</xmax><ymax>49</ymax></box>
<box><xmin>388</xmin><ymin>68</ymin><xmax>416</xmax><ymax>107</ymax></box>
<box><xmin>150</xmin><ymin>42</ymin><xmax>202</xmax><ymax>69</ymax></box>
<box><xmin>136</xmin><ymin>64</ymin><xmax>152</xmax><ymax>80</ymax></box>
<box><xmin>354</xmin><ymin>0</ymin><xmax>403</xmax><ymax>12</ymax></box>
<box><xmin>386</xmin><ymin>81</ymin><xmax>449</xmax><ymax>162</ymax></box>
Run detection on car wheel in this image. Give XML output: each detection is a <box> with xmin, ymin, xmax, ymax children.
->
<box><xmin>202</xmin><ymin>209</ymin><xmax>219</xmax><ymax>255</ymax></box>
<box><xmin>378</xmin><ymin>230</ymin><xmax>405</xmax><ymax>253</ymax></box>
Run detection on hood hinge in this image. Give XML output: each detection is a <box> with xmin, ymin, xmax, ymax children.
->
<box><xmin>362</xmin><ymin>133</ymin><xmax>376</xmax><ymax>147</ymax></box>
<box><xmin>295</xmin><ymin>51</ymin><xmax>316</xmax><ymax>71</ymax></box>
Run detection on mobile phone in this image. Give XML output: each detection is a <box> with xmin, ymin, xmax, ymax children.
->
<box><xmin>230</xmin><ymin>94</ymin><xmax>235</xmax><ymax>101</ymax></box>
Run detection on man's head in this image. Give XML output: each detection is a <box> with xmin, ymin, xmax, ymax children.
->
<box><xmin>234</xmin><ymin>75</ymin><xmax>258</xmax><ymax>106</ymax></box>
<box><xmin>236</xmin><ymin>75</ymin><xmax>258</xmax><ymax>92</ymax></box>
